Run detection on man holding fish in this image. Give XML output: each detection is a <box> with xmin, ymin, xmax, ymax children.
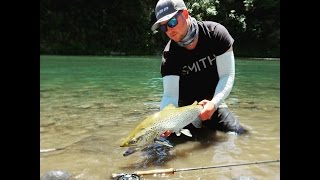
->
<box><xmin>151</xmin><ymin>0</ymin><xmax>247</xmax><ymax>137</ymax></box>
<box><xmin>120</xmin><ymin>0</ymin><xmax>247</xmax><ymax>153</ymax></box>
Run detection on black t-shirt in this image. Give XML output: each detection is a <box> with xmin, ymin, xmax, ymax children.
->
<box><xmin>160</xmin><ymin>21</ymin><xmax>234</xmax><ymax>106</ymax></box>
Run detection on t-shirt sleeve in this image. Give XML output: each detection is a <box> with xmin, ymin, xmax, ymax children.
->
<box><xmin>160</xmin><ymin>41</ymin><xmax>181</xmax><ymax>77</ymax></box>
<box><xmin>207</xmin><ymin>22</ymin><xmax>234</xmax><ymax>56</ymax></box>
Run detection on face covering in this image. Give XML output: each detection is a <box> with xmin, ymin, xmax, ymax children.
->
<box><xmin>176</xmin><ymin>16</ymin><xmax>199</xmax><ymax>47</ymax></box>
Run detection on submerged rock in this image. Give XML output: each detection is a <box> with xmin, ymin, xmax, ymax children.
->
<box><xmin>232</xmin><ymin>176</ymin><xmax>256</xmax><ymax>180</ymax></box>
<box><xmin>41</xmin><ymin>170</ymin><xmax>71</xmax><ymax>180</ymax></box>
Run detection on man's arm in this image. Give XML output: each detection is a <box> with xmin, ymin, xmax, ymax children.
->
<box><xmin>159</xmin><ymin>75</ymin><xmax>179</xmax><ymax>137</ymax></box>
<box><xmin>211</xmin><ymin>48</ymin><xmax>235</xmax><ymax>108</ymax></box>
<box><xmin>199</xmin><ymin>48</ymin><xmax>235</xmax><ymax>120</ymax></box>
<box><xmin>160</xmin><ymin>75</ymin><xmax>180</xmax><ymax>110</ymax></box>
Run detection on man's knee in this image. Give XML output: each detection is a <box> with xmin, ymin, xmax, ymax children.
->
<box><xmin>201</xmin><ymin>107</ymin><xmax>248</xmax><ymax>135</ymax></box>
<box><xmin>217</xmin><ymin>108</ymin><xmax>247</xmax><ymax>134</ymax></box>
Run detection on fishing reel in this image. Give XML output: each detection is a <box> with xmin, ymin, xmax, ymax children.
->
<box><xmin>116</xmin><ymin>173</ymin><xmax>141</xmax><ymax>180</ymax></box>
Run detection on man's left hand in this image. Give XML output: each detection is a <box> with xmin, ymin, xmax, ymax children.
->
<box><xmin>198</xmin><ymin>100</ymin><xmax>216</xmax><ymax>121</ymax></box>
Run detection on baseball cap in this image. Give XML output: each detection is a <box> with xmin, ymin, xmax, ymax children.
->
<box><xmin>151</xmin><ymin>0</ymin><xmax>187</xmax><ymax>31</ymax></box>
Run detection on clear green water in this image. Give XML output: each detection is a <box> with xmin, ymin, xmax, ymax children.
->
<box><xmin>40</xmin><ymin>55</ymin><xmax>280</xmax><ymax>179</ymax></box>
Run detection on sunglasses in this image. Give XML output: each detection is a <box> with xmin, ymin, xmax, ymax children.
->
<box><xmin>159</xmin><ymin>11</ymin><xmax>182</xmax><ymax>32</ymax></box>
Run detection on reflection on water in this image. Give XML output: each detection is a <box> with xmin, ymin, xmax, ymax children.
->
<box><xmin>40</xmin><ymin>55</ymin><xmax>280</xmax><ymax>180</ymax></box>
<box><xmin>121</xmin><ymin>127</ymin><xmax>225</xmax><ymax>169</ymax></box>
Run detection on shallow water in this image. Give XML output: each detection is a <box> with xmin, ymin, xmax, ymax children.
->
<box><xmin>40</xmin><ymin>55</ymin><xmax>280</xmax><ymax>179</ymax></box>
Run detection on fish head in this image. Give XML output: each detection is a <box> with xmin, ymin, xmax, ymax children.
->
<box><xmin>120</xmin><ymin>113</ymin><xmax>161</xmax><ymax>148</ymax></box>
<box><xmin>120</xmin><ymin>128</ymin><xmax>157</xmax><ymax>148</ymax></box>
<box><xmin>120</xmin><ymin>134</ymin><xmax>143</xmax><ymax>147</ymax></box>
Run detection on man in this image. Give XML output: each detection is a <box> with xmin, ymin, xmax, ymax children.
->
<box><xmin>151</xmin><ymin>0</ymin><xmax>247</xmax><ymax>137</ymax></box>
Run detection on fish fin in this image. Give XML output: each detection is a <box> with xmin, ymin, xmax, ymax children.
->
<box><xmin>180</xmin><ymin>129</ymin><xmax>192</xmax><ymax>137</ymax></box>
<box><xmin>175</xmin><ymin>132</ymin><xmax>181</xmax><ymax>136</ymax></box>
<box><xmin>191</xmin><ymin>118</ymin><xmax>202</xmax><ymax>128</ymax></box>
<box><xmin>192</xmin><ymin>101</ymin><xmax>198</xmax><ymax>105</ymax></box>
<box><xmin>154</xmin><ymin>140</ymin><xmax>173</xmax><ymax>148</ymax></box>
<box><xmin>163</xmin><ymin>104</ymin><xmax>177</xmax><ymax>110</ymax></box>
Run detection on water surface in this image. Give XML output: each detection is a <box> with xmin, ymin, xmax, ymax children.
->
<box><xmin>40</xmin><ymin>55</ymin><xmax>280</xmax><ymax>179</ymax></box>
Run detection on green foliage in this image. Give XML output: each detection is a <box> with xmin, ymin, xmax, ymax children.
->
<box><xmin>186</xmin><ymin>0</ymin><xmax>220</xmax><ymax>20</ymax></box>
<box><xmin>185</xmin><ymin>0</ymin><xmax>279</xmax><ymax>57</ymax></box>
<box><xmin>40</xmin><ymin>0</ymin><xmax>279</xmax><ymax>57</ymax></box>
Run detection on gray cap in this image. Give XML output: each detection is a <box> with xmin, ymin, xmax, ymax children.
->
<box><xmin>151</xmin><ymin>0</ymin><xmax>187</xmax><ymax>31</ymax></box>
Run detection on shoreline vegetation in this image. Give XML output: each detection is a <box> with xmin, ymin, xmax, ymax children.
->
<box><xmin>40</xmin><ymin>0</ymin><xmax>279</xmax><ymax>58</ymax></box>
<box><xmin>247</xmin><ymin>57</ymin><xmax>280</xmax><ymax>61</ymax></box>
<box><xmin>40</xmin><ymin>55</ymin><xmax>280</xmax><ymax>61</ymax></box>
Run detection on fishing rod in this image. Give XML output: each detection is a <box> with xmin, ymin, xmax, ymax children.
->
<box><xmin>112</xmin><ymin>159</ymin><xmax>280</xmax><ymax>179</ymax></box>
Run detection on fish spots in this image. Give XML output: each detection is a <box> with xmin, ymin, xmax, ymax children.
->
<box><xmin>120</xmin><ymin>103</ymin><xmax>202</xmax><ymax>150</ymax></box>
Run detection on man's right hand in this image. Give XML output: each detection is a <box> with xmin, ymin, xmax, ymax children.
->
<box><xmin>160</xmin><ymin>130</ymin><xmax>172</xmax><ymax>137</ymax></box>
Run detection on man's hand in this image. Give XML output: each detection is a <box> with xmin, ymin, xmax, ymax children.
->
<box><xmin>160</xmin><ymin>130</ymin><xmax>172</xmax><ymax>137</ymax></box>
<box><xmin>198</xmin><ymin>100</ymin><xmax>216</xmax><ymax>121</ymax></box>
